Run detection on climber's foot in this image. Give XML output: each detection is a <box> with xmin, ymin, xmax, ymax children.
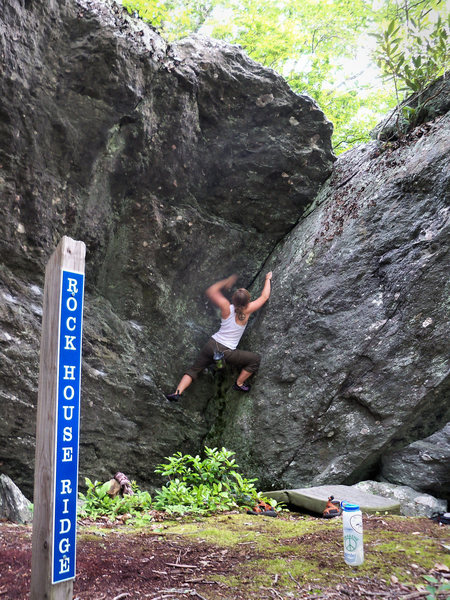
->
<box><xmin>233</xmin><ymin>381</ymin><xmax>251</xmax><ymax>393</ymax></box>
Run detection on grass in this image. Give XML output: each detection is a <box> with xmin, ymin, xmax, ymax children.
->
<box><xmin>159</xmin><ymin>511</ymin><xmax>450</xmax><ymax>594</ymax></box>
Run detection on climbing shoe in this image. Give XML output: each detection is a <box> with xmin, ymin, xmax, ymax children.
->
<box><xmin>247</xmin><ymin>501</ymin><xmax>277</xmax><ymax>517</ymax></box>
<box><xmin>166</xmin><ymin>390</ymin><xmax>182</xmax><ymax>402</ymax></box>
<box><xmin>322</xmin><ymin>495</ymin><xmax>342</xmax><ymax>518</ymax></box>
<box><xmin>233</xmin><ymin>382</ymin><xmax>251</xmax><ymax>393</ymax></box>
<box><xmin>430</xmin><ymin>512</ymin><xmax>450</xmax><ymax>525</ymax></box>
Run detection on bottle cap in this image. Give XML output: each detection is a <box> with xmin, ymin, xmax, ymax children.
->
<box><xmin>341</xmin><ymin>501</ymin><xmax>360</xmax><ymax>511</ymax></box>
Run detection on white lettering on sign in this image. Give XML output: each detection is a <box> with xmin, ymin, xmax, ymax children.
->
<box><xmin>60</xmin><ymin>519</ymin><xmax>71</xmax><ymax>534</ymax></box>
<box><xmin>63</xmin><ymin>426</ymin><xmax>73</xmax><ymax>442</ymax></box>
<box><xmin>66</xmin><ymin>316</ymin><xmax>76</xmax><ymax>331</ymax></box>
<box><xmin>63</xmin><ymin>386</ymin><xmax>75</xmax><ymax>401</ymax></box>
<box><xmin>67</xmin><ymin>279</ymin><xmax>78</xmax><ymax>294</ymax></box>
<box><xmin>62</xmin><ymin>447</ymin><xmax>73</xmax><ymax>462</ymax></box>
<box><xmin>64</xmin><ymin>335</ymin><xmax>76</xmax><ymax>350</ymax></box>
<box><xmin>63</xmin><ymin>405</ymin><xmax>74</xmax><ymax>420</ymax></box>
<box><xmin>62</xmin><ymin>498</ymin><xmax>70</xmax><ymax>514</ymax></box>
<box><xmin>59</xmin><ymin>556</ymin><xmax>71</xmax><ymax>574</ymax></box>
<box><xmin>53</xmin><ymin>270</ymin><xmax>84</xmax><ymax>584</ymax></box>
<box><xmin>63</xmin><ymin>365</ymin><xmax>76</xmax><ymax>380</ymax></box>
<box><xmin>66</xmin><ymin>296</ymin><xmax>77</xmax><ymax>311</ymax></box>
<box><xmin>61</xmin><ymin>480</ymin><xmax>72</xmax><ymax>495</ymax></box>
<box><xmin>59</xmin><ymin>539</ymin><xmax>70</xmax><ymax>554</ymax></box>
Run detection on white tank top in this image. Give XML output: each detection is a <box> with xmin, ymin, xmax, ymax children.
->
<box><xmin>212</xmin><ymin>305</ymin><xmax>247</xmax><ymax>350</ymax></box>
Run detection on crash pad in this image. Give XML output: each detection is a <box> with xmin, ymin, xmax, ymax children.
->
<box><xmin>264</xmin><ymin>485</ymin><xmax>401</xmax><ymax>515</ymax></box>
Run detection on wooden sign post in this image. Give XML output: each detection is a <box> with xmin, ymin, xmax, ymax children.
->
<box><xmin>31</xmin><ymin>237</ymin><xmax>86</xmax><ymax>600</ymax></box>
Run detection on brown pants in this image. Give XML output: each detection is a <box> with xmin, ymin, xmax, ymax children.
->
<box><xmin>185</xmin><ymin>337</ymin><xmax>261</xmax><ymax>381</ymax></box>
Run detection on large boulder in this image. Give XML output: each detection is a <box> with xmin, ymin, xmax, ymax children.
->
<box><xmin>211</xmin><ymin>107</ymin><xmax>450</xmax><ymax>491</ymax></box>
<box><xmin>0</xmin><ymin>0</ymin><xmax>448</xmax><ymax>500</ymax></box>
<box><xmin>0</xmin><ymin>0</ymin><xmax>334</xmax><ymax>497</ymax></box>
<box><xmin>381</xmin><ymin>424</ymin><xmax>450</xmax><ymax>499</ymax></box>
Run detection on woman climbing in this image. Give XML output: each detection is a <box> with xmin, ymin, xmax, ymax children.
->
<box><xmin>166</xmin><ymin>271</ymin><xmax>272</xmax><ymax>401</ymax></box>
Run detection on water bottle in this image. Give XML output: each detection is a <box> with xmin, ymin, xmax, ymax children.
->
<box><xmin>342</xmin><ymin>501</ymin><xmax>364</xmax><ymax>566</ymax></box>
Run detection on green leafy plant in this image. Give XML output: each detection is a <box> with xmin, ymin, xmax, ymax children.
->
<box><xmin>153</xmin><ymin>446</ymin><xmax>274</xmax><ymax>515</ymax></box>
<box><xmin>371</xmin><ymin>3</ymin><xmax>449</xmax><ymax>134</ymax></box>
<box><xmin>78</xmin><ymin>477</ymin><xmax>152</xmax><ymax>523</ymax></box>
<box><xmin>78</xmin><ymin>447</ymin><xmax>278</xmax><ymax>521</ymax></box>
<box><xmin>421</xmin><ymin>575</ymin><xmax>450</xmax><ymax>600</ymax></box>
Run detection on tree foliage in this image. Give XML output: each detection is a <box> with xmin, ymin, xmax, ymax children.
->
<box><xmin>122</xmin><ymin>0</ymin><xmax>449</xmax><ymax>153</ymax></box>
<box><xmin>123</xmin><ymin>0</ymin><xmax>217</xmax><ymax>38</ymax></box>
<box><xmin>371</xmin><ymin>1</ymin><xmax>449</xmax><ymax>133</ymax></box>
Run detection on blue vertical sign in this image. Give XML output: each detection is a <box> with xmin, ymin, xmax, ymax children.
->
<box><xmin>52</xmin><ymin>270</ymin><xmax>84</xmax><ymax>583</ymax></box>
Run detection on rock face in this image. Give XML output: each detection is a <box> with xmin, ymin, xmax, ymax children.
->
<box><xmin>0</xmin><ymin>0</ymin><xmax>448</xmax><ymax>501</ymax></box>
<box><xmin>213</xmin><ymin>108</ymin><xmax>450</xmax><ymax>494</ymax></box>
<box><xmin>0</xmin><ymin>0</ymin><xmax>334</xmax><ymax>497</ymax></box>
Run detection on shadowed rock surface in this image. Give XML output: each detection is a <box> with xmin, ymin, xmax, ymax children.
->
<box><xmin>0</xmin><ymin>0</ymin><xmax>448</xmax><ymax>501</ymax></box>
<box><xmin>381</xmin><ymin>424</ymin><xmax>450</xmax><ymax>499</ymax></box>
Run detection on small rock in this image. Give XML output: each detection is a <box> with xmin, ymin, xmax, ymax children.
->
<box><xmin>0</xmin><ymin>474</ymin><xmax>33</xmax><ymax>524</ymax></box>
<box><xmin>354</xmin><ymin>481</ymin><xmax>447</xmax><ymax>518</ymax></box>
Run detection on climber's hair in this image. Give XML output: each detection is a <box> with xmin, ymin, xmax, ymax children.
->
<box><xmin>232</xmin><ymin>288</ymin><xmax>251</xmax><ymax>321</ymax></box>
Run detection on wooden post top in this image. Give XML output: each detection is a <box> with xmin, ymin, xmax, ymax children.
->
<box><xmin>47</xmin><ymin>236</ymin><xmax>86</xmax><ymax>274</ymax></box>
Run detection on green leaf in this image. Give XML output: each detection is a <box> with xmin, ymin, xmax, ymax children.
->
<box><xmin>387</xmin><ymin>19</ymin><xmax>397</xmax><ymax>36</ymax></box>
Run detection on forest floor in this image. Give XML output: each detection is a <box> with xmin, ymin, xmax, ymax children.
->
<box><xmin>1</xmin><ymin>511</ymin><xmax>449</xmax><ymax>599</ymax></box>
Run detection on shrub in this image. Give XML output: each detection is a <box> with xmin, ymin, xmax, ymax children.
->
<box><xmin>153</xmin><ymin>446</ymin><xmax>273</xmax><ymax>515</ymax></box>
<box><xmin>78</xmin><ymin>477</ymin><xmax>152</xmax><ymax>524</ymax></box>
<box><xmin>78</xmin><ymin>447</ymin><xmax>275</xmax><ymax>521</ymax></box>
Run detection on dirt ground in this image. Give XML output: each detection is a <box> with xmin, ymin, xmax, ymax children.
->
<box><xmin>1</xmin><ymin>512</ymin><xmax>449</xmax><ymax>600</ymax></box>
